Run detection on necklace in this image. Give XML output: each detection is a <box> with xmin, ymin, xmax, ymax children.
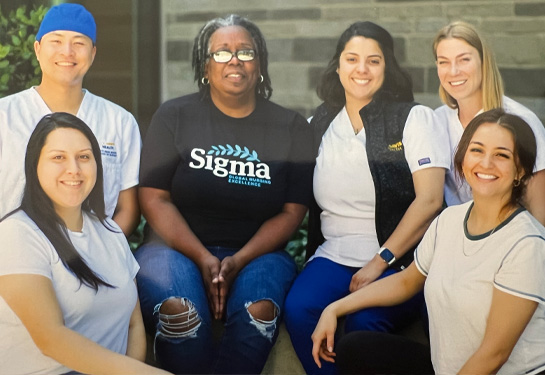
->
<box><xmin>462</xmin><ymin>224</ymin><xmax>498</xmax><ymax>257</ymax></box>
<box><xmin>462</xmin><ymin>205</ymin><xmax>518</xmax><ymax>257</ymax></box>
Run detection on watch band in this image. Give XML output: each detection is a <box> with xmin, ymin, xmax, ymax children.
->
<box><xmin>378</xmin><ymin>247</ymin><xmax>396</xmax><ymax>266</ymax></box>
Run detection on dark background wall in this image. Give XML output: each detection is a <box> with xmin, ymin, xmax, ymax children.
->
<box><xmin>2</xmin><ymin>0</ymin><xmax>544</xmax><ymax>128</ymax></box>
<box><xmin>77</xmin><ymin>0</ymin><xmax>160</xmax><ymax>135</ymax></box>
<box><xmin>161</xmin><ymin>0</ymin><xmax>545</xmax><ymax>123</ymax></box>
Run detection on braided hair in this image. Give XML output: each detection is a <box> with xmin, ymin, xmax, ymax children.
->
<box><xmin>192</xmin><ymin>14</ymin><xmax>272</xmax><ymax>99</ymax></box>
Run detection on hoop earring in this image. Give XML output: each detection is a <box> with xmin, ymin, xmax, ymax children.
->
<box><xmin>513</xmin><ymin>179</ymin><xmax>521</xmax><ymax>187</ymax></box>
<box><xmin>201</xmin><ymin>77</ymin><xmax>209</xmax><ymax>85</ymax></box>
<box><xmin>260</xmin><ymin>75</ymin><xmax>264</xmax><ymax>83</ymax></box>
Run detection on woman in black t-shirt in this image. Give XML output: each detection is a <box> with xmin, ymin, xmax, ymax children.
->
<box><xmin>135</xmin><ymin>14</ymin><xmax>313</xmax><ymax>374</ymax></box>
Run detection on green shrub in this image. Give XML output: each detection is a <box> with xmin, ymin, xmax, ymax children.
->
<box><xmin>0</xmin><ymin>5</ymin><xmax>48</xmax><ymax>97</ymax></box>
<box><xmin>285</xmin><ymin>213</ymin><xmax>308</xmax><ymax>271</ymax></box>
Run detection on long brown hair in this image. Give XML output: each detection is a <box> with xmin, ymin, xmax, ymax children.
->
<box><xmin>454</xmin><ymin>109</ymin><xmax>536</xmax><ymax>207</ymax></box>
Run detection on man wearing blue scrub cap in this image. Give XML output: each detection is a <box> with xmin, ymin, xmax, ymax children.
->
<box><xmin>0</xmin><ymin>3</ymin><xmax>141</xmax><ymax>236</ymax></box>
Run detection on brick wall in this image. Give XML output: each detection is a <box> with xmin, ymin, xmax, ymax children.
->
<box><xmin>161</xmin><ymin>0</ymin><xmax>545</xmax><ymax>121</ymax></box>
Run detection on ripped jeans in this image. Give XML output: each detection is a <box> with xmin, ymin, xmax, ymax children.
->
<box><xmin>134</xmin><ymin>241</ymin><xmax>297</xmax><ymax>374</ymax></box>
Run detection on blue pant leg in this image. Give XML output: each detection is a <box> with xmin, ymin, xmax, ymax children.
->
<box><xmin>344</xmin><ymin>268</ymin><xmax>425</xmax><ymax>333</ymax></box>
<box><xmin>134</xmin><ymin>241</ymin><xmax>214</xmax><ymax>374</ymax></box>
<box><xmin>284</xmin><ymin>257</ymin><xmax>355</xmax><ymax>375</ymax></box>
<box><xmin>214</xmin><ymin>249</ymin><xmax>297</xmax><ymax>374</ymax></box>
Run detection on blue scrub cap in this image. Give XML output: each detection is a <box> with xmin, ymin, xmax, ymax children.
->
<box><xmin>36</xmin><ymin>3</ymin><xmax>96</xmax><ymax>44</ymax></box>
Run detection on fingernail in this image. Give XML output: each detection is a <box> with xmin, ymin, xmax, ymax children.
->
<box><xmin>328</xmin><ymin>347</ymin><xmax>333</xmax><ymax>352</ymax></box>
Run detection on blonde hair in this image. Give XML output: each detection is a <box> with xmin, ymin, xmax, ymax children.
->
<box><xmin>432</xmin><ymin>21</ymin><xmax>504</xmax><ymax>111</ymax></box>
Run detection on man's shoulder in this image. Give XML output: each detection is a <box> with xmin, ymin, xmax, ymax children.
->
<box><xmin>83</xmin><ymin>90</ymin><xmax>133</xmax><ymax>115</ymax></box>
<box><xmin>80</xmin><ymin>90</ymin><xmax>138</xmax><ymax>128</ymax></box>
<box><xmin>0</xmin><ymin>88</ymin><xmax>35</xmax><ymax>108</ymax></box>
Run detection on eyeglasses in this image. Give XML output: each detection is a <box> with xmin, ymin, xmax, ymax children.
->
<box><xmin>208</xmin><ymin>49</ymin><xmax>256</xmax><ymax>63</ymax></box>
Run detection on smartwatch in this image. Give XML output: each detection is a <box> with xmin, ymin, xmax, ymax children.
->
<box><xmin>378</xmin><ymin>247</ymin><xmax>396</xmax><ymax>266</ymax></box>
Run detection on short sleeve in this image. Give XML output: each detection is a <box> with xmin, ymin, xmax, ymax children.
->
<box><xmin>119</xmin><ymin>114</ymin><xmax>142</xmax><ymax>191</ymax></box>
<box><xmin>519</xmin><ymin>113</ymin><xmax>545</xmax><ymax>173</ymax></box>
<box><xmin>403</xmin><ymin>105</ymin><xmax>451</xmax><ymax>173</ymax></box>
<box><xmin>0</xmin><ymin>217</ymin><xmax>54</xmax><ymax>279</ymax></box>
<box><xmin>414</xmin><ymin>215</ymin><xmax>440</xmax><ymax>276</ymax></box>
<box><xmin>122</xmin><ymin>241</ymin><xmax>139</xmax><ymax>280</ymax></box>
<box><xmin>286</xmin><ymin>113</ymin><xmax>314</xmax><ymax>206</ymax></box>
<box><xmin>494</xmin><ymin>235</ymin><xmax>545</xmax><ymax>305</ymax></box>
<box><xmin>104</xmin><ymin>217</ymin><xmax>140</xmax><ymax>280</ymax></box>
<box><xmin>503</xmin><ymin>97</ymin><xmax>545</xmax><ymax>173</ymax></box>
<box><xmin>139</xmin><ymin>102</ymin><xmax>181</xmax><ymax>190</ymax></box>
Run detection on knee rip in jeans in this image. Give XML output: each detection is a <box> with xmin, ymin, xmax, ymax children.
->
<box><xmin>245</xmin><ymin>300</ymin><xmax>278</xmax><ymax>342</ymax></box>
<box><xmin>154</xmin><ymin>297</ymin><xmax>202</xmax><ymax>339</ymax></box>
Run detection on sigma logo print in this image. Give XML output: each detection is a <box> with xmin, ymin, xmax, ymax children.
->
<box><xmin>101</xmin><ymin>142</ymin><xmax>117</xmax><ymax>158</ymax></box>
<box><xmin>189</xmin><ymin>144</ymin><xmax>271</xmax><ymax>187</ymax></box>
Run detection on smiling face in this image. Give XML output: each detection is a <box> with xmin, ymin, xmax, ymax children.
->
<box><xmin>37</xmin><ymin>127</ymin><xmax>97</xmax><ymax>219</ymax></box>
<box><xmin>205</xmin><ymin>25</ymin><xmax>259</xmax><ymax>106</ymax></box>
<box><xmin>34</xmin><ymin>30</ymin><xmax>96</xmax><ymax>88</ymax></box>
<box><xmin>436</xmin><ymin>37</ymin><xmax>483</xmax><ymax>108</ymax></box>
<box><xmin>337</xmin><ymin>36</ymin><xmax>385</xmax><ymax>109</ymax></box>
<box><xmin>462</xmin><ymin>122</ymin><xmax>521</xmax><ymax>202</ymax></box>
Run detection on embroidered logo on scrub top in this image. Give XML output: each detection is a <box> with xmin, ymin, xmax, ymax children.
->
<box><xmin>189</xmin><ymin>144</ymin><xmax>271</xmax><ymax>188</ymax></box>
<box><xmin>101</xmin><ymin>142</ymin><xmax>117</xmax><ymax>158</ymax></box>
<box><xmin>388</xmin><ymin>141</ymin><xmax>403</xmax><ymax>152</ymax></box>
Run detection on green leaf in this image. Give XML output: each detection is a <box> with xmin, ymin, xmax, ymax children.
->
<box><xmin>0</xmin><ymin>73</ymin><xmax>9</xmax><ymax>84</ymax></box>
<box><xmin>15</xmin><ymin>7</ymin><xmax>25</xmax><ymax>19</ymax></box>
<box><xmin>11</xmin><ymin>35</ymin><xmax>21</xmax><ymax>46</ymax></box>
<box><xmin>0</xmin><ymin>45</ymin><xmax>10</xmax><ymax>59</ymax></box>
<box><xmin>0</xmin><ymin>60</ymin><xmax>9</xmax><ymax>68</ymax></box>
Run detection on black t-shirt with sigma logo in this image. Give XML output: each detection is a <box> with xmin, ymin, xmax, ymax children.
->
<box><xmin>140</xmin><ymin>93</ymin><xmax>313</xmax><ymax>248</ymax></box>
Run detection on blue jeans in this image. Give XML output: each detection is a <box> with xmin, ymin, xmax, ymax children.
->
<box><xmin>284</xmin><ymin>257</ymin><xmax>425</xmax><ymax>375</ymax></box>
<box><xmin>134</xmin><ymin>241</ymin><xmax>297</xmax><ymax>374</ymax></box>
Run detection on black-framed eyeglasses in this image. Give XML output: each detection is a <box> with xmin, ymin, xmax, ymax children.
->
<box><xmin>208</xmin><ymin>49</ymin><xmax>256</xmax><ymax>63</ymax></box>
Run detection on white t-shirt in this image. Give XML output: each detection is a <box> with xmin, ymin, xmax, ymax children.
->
<box><xmin>415</xmin><ymin>202</ymin><xmax>545</xmax><ymax>374</ymax></box>
<box><xmin>0</xmin><ymin>210</ymin><xmax>140</xmax><ymax>375</ymax></box>
<box><xmin>312</xmin><ymin>105</ymin><xmax>450</xmax><ymax>267</ymax></box>
<box><xmin>435</xmin><ymin>96</ymin><xmax>545</xmax><ymax>207</ymax></box>
<box><xmin>0</xmin><ymin>88</ymin><xmax>141</xmax><ymax>218</ymax></box>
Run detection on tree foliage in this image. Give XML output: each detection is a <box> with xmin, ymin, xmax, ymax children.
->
<box><xmin>0</xmin><ymin>5</ymin><xmax>48</xmax><ymax>97</ymax></box>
